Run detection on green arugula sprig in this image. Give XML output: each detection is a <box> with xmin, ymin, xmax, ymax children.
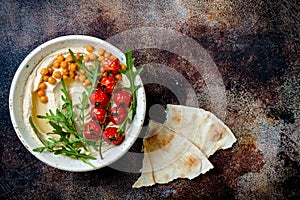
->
<box><xmin>32</xmin><ymin>80</ymin><xmax>97</xmax><ymax>168</ymax></box>
<box><xmin>118</xmin><ymin>49</ymin><xmax>143</xmax><ymax>133</ymax></box>
<box><xmin>69</xmin><ymin>49</ymin><xmax>102</xmax><ymax>137</ymax></box>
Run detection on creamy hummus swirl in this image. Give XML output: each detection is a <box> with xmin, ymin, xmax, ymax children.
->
<box><xmin>23</xmin><ymin>48</ymin><xmax>87</xmax><ymax>140</ymax></box>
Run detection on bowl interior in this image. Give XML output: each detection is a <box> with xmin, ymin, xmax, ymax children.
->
<box><xmin>9</xmin><ymin>35</ymin><xmax>146</xmax><ymax>172</ymax></box>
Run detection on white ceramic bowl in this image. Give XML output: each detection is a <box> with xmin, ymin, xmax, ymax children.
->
<box><xmin>9</xmin><ymin>35</ymin><xmax>146</xmax><ymax>172</ymax></box>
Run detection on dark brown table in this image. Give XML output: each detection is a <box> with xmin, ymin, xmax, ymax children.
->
<box><xmin>1</xmin><ymin>0</ymin><xmax>299</xmax><ymax>199</ymax></box>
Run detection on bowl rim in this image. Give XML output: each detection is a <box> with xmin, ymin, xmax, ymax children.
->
<box><xmin>9</xmin><ymin>35</ymin><xmax>146</xmax><ymax>172</ymax></box>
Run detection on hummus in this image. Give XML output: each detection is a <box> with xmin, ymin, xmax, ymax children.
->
<box><xmin>23</xmin><ymin>47</ymin><xmax>129</xmax><ymax>155</ymax></box>
<box><xmin>23</xmin><ymin>48</ymin><xmax>85</xmax><ymax>139</ymax></box>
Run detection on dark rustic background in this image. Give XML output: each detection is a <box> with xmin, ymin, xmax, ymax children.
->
<box><xmin>0</xmin><ymin>0</ymin><xmax>299</xmax><ymax>199</ymax></box>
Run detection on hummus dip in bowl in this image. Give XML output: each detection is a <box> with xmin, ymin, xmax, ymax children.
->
<box><xmin>9</xmin><ymin>35</ymin><xmax>146</xmax><ymax>172</ymax></box>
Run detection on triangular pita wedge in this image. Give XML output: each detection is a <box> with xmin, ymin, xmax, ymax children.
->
<box><xmin>132</xmin><ymin>120</ymin><xmax>213</xmax><ymax>188</ymax></box>
<box><xmin>164</xmin><ymin>104</ymin><xmax>237</xmax><ymax>157</ymax></box>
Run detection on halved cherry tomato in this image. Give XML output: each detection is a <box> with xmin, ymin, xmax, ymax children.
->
<box><xmin>103</xmin><ymin>127</ymin><xmax>125</xmax><ymax>145</ymax></box>
<box><xmin>109</xmin><ymin>105</ymin><xmax>127</xmax><ymax>125</ymax></box>
<box><xmin>84</xmin><ymin>120</ymin><xmax>102</xmax><ymax>140</ymax></box>
<box><xmin>90</xmin><ymin>106</ymin><xmax>106</xmax><ymax>124</ymax></box>
<box><xmin>102</xmin><ymin>58</ymin><xmax>121</xmax><ymax>74</ymax></box>
<box><xmin>99</xmin><ymin>74</ymin><xmax>115</xmax><ymax>94</ymax></box>
<box><xmin>90</xmin><ymin>89</ymin><xmax>110</xmax><ymax>108</ymax></box>
<box><xmin>112</xmin><ymin>90</ymin><xmax>132</xmax><ymax>107</ymax></box>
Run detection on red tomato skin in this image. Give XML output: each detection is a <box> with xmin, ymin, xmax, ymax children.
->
<box><xmin>90</xmin><ymin>107</ymin><xmax>106</xmax><ymax>123</ymax></box>
<box><xmin>90</xmin><ymin>89</ymin><xmax>110</xmax><ymax>108</ymax></box>
<box><xmin>84</xmin><ymin>120</ymin><xmax>102</xmax><ymax>140</ymax></box>
<box><xmin>99</xmin><ymin>75</ymin><xmax>115</xmax><ymax>94</ymax></box>
<box><xmin>103</xmin><ymin>58</ymin><xmax>121</xmax><ymax>74</ymax></box>
<box><xmin>103</xmin><ymin>127</ymin><xmax>125</xmax><ymax>145</ymax></box>
<box><xmin>112</xmin><ymin>90</ymin><xmax>132</xmax><ymax>107</ymax></box>
<box><xmin>112</xmin><ymin>134</ymin><xmax>125</xmax><ymax>145</ymax></box>
<box><xmin>109</xmin><ymin>105</ymin><xmax>127</xmax><ymax>125</ymax></box>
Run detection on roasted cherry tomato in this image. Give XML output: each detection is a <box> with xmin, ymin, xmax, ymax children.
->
<box><xmin>109</xmin><ymin>105</ymin><xmax>128</xmax><ymax>125</ymax></box>
<box><xmin>102</xmin><ymin>58</ymin><xmax>121</xmax><ymax>74</ymax></box>
<box><xmin>84</xmin><ymin>120</ymin><xmax>102</xmax><ymax>140</ymax></box>
<box><xmin>99</xmin><ymin>74</ymin><xmax>115</xmax><ymax>94</ymax></box>
<box><xmin>103</xmin><ymin>127</ymin><xmax>125</xmax><ymax>145</ymax></box>
<box><xmin>90</xmin><ymin>89</ymin><xmax>110</xmax><ymax>108</ymax></box>
<box><xmin>90</xmin><ymin>106</ymin><xmax>106</xmax><ymax>124</ymax></box>
<box><xmin>112</xmin><ymin>90</ymin><xmax>132</xmax><ymax>107</ymax></box>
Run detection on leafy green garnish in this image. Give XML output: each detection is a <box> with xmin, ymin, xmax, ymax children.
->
<box><xmin>118</xmin><ymin>49</ymin><xmax>143</xmax><ymax>133</ymax></box>
<box><xmin>32</xmin><ymin>80</ymin><xmax>97</xmax><ymax>168</ymax></box>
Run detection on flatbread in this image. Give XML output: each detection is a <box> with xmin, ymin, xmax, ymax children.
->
<box><xmin>164</xmin><ymin>104</ymin><xmax>237</xmax><ymax>157</ymax></box>
<box><xmin>132</xmin><ymin>120</ymin><xmax>213</xmax><ymax>188</ymax></box>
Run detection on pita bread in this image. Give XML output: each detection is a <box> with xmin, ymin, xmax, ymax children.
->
<box><xmin>132</xmin><ymin>120</ymin><xmax>213</xmax><ymax>188</ymax></box>
<box><xmin>164</xmin><ymin>104</ymin><xmax>237</xmax><ymax>157</ymax></box>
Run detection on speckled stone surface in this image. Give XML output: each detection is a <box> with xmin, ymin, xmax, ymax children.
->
<box><xmin>1</xmin><ymin>0</ymin><xmax>299</xmax><ymax>199</ymax></box>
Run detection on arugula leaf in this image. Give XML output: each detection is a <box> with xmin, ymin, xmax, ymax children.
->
<box><xmin>31</xmin><ymin>80</ymin><xmax>97</xmax><ymax>168</ymax></box>
<box><xmin>118</xmin><ymin>49</ymin><xmax>143</xmax><ymax>133</ymax></box>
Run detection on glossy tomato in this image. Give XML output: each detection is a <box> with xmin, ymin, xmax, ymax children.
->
<box><xmin>90</xmin><ymin>89</ymin><xmax>110</xmax><ymax>108</ymax></box>
<box><xmin>90</xmin><ymin>106</ymin><xmax>106</xmax><ymax>124</ymax></box>
<box><xmin>102</xmin><ymin>58</ymin><xmax>121</xmax><ymax>74</ymax></box>
<box><xmin>112</xmin><ymin>90</ymin><xmax>132</xmax><ymax>107</ymax></box>
<box><xmin>99</xmin><ymin>74</ymin><xmax>115</xmax><ymax>94</ymax></box>
<box><xmin>109</xmin><ymin>105</ymin><xmax>127</xmax><ymax>125</ymax></box>
<box><xmin>103</xmin><ymin>127</ymin><xmax>125</xmax><ymax>145</ymax></box>
<box><xmin>84</xmin><ymin>120</ymin><xmax>102</xmax><ymax>140</ymax></box>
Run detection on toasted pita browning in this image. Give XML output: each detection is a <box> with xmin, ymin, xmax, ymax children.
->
<box><xmin>133</xmin><ymin>105</ymin><xmax>236</xmax><ymax>188</ymax></box>
<box><xmin>133</xmin><ymin>120</ymin><xmax>213</xmax><ymax>188</ymax></box>
<box><xmin>165</xmin><ymin>104</ymin><xmax>237</xmax><ymax>157</ymax></box>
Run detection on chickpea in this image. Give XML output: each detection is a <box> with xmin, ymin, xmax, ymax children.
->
<box><xmin>75</xmin><ymin>54</ymin><xmax>80</xmax><ymax>61</ymax></box>
<box><xmin>53</xmin><ymin>71</ymin><xmax>62</xmax><ymax>79</ymax></box>
<box><xmin>79</xmin><ymin>75</ymin><xmax>86</xmax><ymax>83</ymax></box>
<box><xmin>57</xmin><ymin>54</ymin><xmax>65</xmax><ymax>62</ymax></box>
<box><xmin>74</xmin><ymin>75</ymin><xmax>79</xmax><ymax>81</ymax></box>
<box><xmin>48</xmin><ymin>76</ymin><xmax>56</xmax><ymax>85</ymax></box>
<box><xmin>62</xmin><ymin>69</ymin><xmax>69</xmax><ymax>75</ymax></box>
<box><xmin>62</xmin><ymin>75</ymin><xmax>69</xmax><ymax>80</ymax></box>
<box><xmin>60</xmin><ymin>61</ymin><xmax>68</xmax><ymax>69</ymax></box>
<box><xmin>98</xmin><ymin>48</ymin><xmax>105</xmax><ymax>55</ymax></box>
<box><xmin>86</xmin><ymin>45</ymin><xmax>95</xmax><ymax>53</ymax></box>
<box><xmin>83</xmin><ymin>79</ymin><xmax>91</xmax><ymax>87</ymax></box>
<box><xmin>121</xmin><ymin>64</ymin><xmax>127</xmax><ymax>71</ymax></box>
<box><xmin>89</xmin><ymin>53</ymin><xmax>97</xmax><ymax>61</ymax></box>
<box><xmin>47</xmin><ymin>67</ymin><xmax>54</xmax><ymax>75</ymax></box>
<box><xmin>40</xmin><ymin>68</ymin><xmax>49</xmax><ymax>76</ymax></box>
<box><xmin>65</xmin><ymin>55</ymin><xmax>73</xmax><ymax>63</ymax></box>
<box><xmin>79</xmin><ymin>69</ymin><xmax>85</xmax><ymax>75</ymax></box>
<box><xmin>115</xmin><ymin>73</ymin><xmax>122</xmax><ymax>80</ymax></box>
<box><xmin>70</xmin><ymin>63</ymin><xmax>77</xmax><ymax>72</ymax></box>
<box><xmin>37</xmin><ymin>89</ymin><xmax>45</xmax><ymax>97</ymax></box>
<box><xmin>83</xmin><ymin>55</ymin><xmax>89</xmax><ymax>62</ymax></box>
<box><xmin>100</xmin><ymin>66</ymin><xmax>105</xmax><ymax>73</ymax></box>
<box><xmin>98</xmin><ymin>56</ymin><xmax>105</xmax><ymax>62</ymax></box>
<box><xmin>53</xmin><ymin>61</ymin><xmax>60</xmax><ymax>69</ymax></box>
<box><xmin>40</xmin><ymin>96</ymin><xmax>48</xmax><ymax>104</ymax></box>
<box><xmin>38</xmin><ymin>82</ymin><xmax>47</xmax><ymax>90</ymax></box>
<box><xmin>42</xmin><ymin>75</ymin><xmax>49</xmax><ymax>82</ymax></box>
<box><xmin>110</xmin><ymin>55</ymin><xmax>117</xmax><ymax>60</ymax></box>
<box><xmin>104</xmin><ymin>52</ymin><xmax>111</xmax><ymax>58</ymax></box>
<box><xmin>69</xmin><ymin>71</ymin><xmax>76</xmax><ymax>79</ymax></box>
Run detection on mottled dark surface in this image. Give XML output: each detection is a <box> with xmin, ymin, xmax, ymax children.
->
<box><xmin>1</xmin><ymin>0</ymin><xmax>299</xmax><ymax>199</ymax></box>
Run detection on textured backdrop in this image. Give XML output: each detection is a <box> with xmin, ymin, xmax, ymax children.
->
<box><xmin>0</xmin><ymin>0</ymin><xmax>299</xmax><ymax>199</ymax></box>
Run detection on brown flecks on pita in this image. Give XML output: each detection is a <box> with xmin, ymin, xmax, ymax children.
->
<box><xmin>171</xmin><ymin>107</ymin><xmax>182</xmax><ymax>124</ymax></box>
<box><xmin>192</xmin><ymin>113</ymin><xmax>198</xmax><ymax>121</ymax></box>
<box><xmin>164</xmin><ymin>104</ymin><xmax>237</xmax><ymax>157</ymax></box>
<box><xmin>209</xmin><ymin>123</ymin><xmax>227</xmax><ymax>141</ymax></box>
<box><xmin>184</xmin><ymin>154</ymin><xmax>201</xmax><ymax>169</ymax></box>
<box><xmin>144</xmin><ymin>128</ymin><xmax>175</xmax><ymax>152</ymax></box>
<box><xmin>133</xmin><ymin>120</ymin><xmax>214</xmax><ymax>188</ymax></box>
